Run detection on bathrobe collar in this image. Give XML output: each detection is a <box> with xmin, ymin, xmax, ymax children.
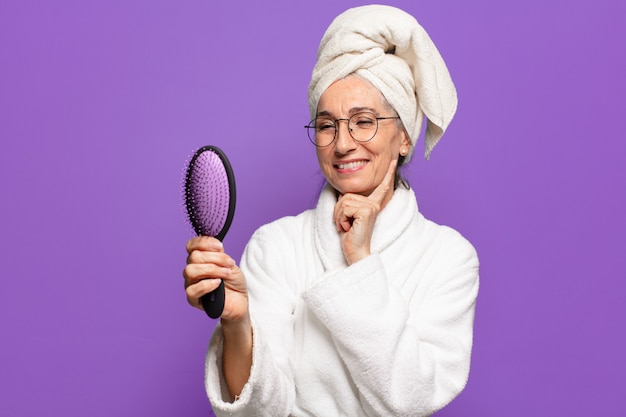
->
<box><xmin>313</xmin><ymin>184</ymin><xmax>419</xmax><ymax>272</ymax></box>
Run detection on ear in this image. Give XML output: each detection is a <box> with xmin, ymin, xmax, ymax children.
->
<box><xmin>399</xmin><ymin>130</ymin><xmax>411</xmax><ymax>156</ymax></box>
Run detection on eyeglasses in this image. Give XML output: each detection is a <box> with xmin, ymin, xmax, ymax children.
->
<box><xmin>304</xmin><ymin>111</ymin><xmax>400</xmax><ymax>147</ymax></box>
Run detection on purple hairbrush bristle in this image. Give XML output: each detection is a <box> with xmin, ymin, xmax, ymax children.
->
<box><xmin>184</xmin><ymin>146</ymin><xmax>236</xmax><ymax>241</ymax></box>
<box><xmin>187</xmin><ymin>151</ymin><xmax>229</xmax><ymax>236</ymax></box>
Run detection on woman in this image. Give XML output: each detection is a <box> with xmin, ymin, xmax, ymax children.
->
<box><xmin>183</xmin><ymin>5</ymin><xmax>479</xmax><ymax>417</ymax></box>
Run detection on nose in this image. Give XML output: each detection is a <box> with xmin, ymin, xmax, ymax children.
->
<box><xmin>334</xmin><ymin>119</ymin><xmax>357</xmax><ymax>154</ymax></box>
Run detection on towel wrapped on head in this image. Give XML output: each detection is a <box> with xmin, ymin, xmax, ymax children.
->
<box><xmin>308</xmin><ymin>5</ymin><xmax>458</xmax><ymax>160</ymax></box>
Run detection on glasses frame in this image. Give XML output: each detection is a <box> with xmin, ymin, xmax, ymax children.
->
<box><xmin>304</xmin><ymin>112</ymin><xmax>400</xmax><ymax>148</ymax></box>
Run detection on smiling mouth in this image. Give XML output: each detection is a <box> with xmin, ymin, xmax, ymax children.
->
<box><xmin>335</xmin><ymin>160</ymin><xmax>368</xmax><ymax>170</ymax></box>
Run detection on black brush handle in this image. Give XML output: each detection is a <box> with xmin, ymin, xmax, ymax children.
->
<box><xmin>200</xmin><ymin>280</ymin><xmax>225</xmax><ymax>319</ymax></box>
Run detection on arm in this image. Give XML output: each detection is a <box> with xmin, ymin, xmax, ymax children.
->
<box><xmin>326</xmin><ymin>160</ymin><xmax>479</xmax><ymax>415</ymax></box>
<box><xmin>201</xmin><ymin>228</ymin><xmax>299</xmax><ymax>416</ymax></box>
<box><xmin>303</xmin><ymin>231</ymin><xmax>479</xmax><ymax>416</ymax></box>
<box><xmin>183</xmin><ymin>236</ymin><xmax>252</xmax><ymax>402</ymax></box>
<box><xmin>221</xmin><ymin>317</ymin><xmax>253</xmax><ymax>401</ymax></box>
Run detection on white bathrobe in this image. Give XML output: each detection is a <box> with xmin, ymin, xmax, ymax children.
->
<box><xmin>205</xmin><ymin>185</ymin><xmax>479</xmax><ymax>417</ymax></box>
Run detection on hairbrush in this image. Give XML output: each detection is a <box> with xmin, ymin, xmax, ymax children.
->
<box><xmin>183</xmin><ymin>145</ymin><xmax>236</xmax><ymax>318</ymax></box>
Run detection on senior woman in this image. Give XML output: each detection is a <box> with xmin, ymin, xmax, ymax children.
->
<box><xmin>183</xmin><ymin>5</ymin><xmax>479</xmax><ymax>417</ymax></box>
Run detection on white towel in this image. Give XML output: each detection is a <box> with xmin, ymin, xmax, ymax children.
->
<box><xmin>308</xmin><ymin>5</ymin><xmax>458</xmax><ymax>160</ymax></box>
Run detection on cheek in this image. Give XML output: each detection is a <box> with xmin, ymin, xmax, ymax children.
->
<box><xmin>371</xmin><ymin>141</ymin><xmax>396</xmax><ymax>162</ymax></box>
<box><xmin>316</xmin><ymin>148</ymin><xmax>332</xmax><ymax>167</ymax></box>
<box><xmin>315</xmin><ymin>151</ymin><xmax>334</xmax><ymax>180</ymax></box>
<box><xmin>385</xmin><ymin>137</ymin><xmax>404</xmax><ymax>159</ymax></box>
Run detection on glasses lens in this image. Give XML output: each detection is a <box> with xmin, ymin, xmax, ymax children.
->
<box><xmin>311</xmin><ymin>118</ymin><xmax>336</xmax><ymax>147</ymax></box>
<box><xmin>349</xmin><ymin>112</ymin><xmax>378</xmax><ymax>142</ymax></box>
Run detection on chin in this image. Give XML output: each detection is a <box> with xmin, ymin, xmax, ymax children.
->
<box><xmin>332</xmin><ymin>181</ymin><xmax>375</xmax><ymax>197</ymax></box>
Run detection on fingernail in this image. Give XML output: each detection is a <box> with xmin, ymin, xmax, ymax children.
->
<box><xmin>221</xmin><ymin>268</ymin><xmax>232</xmax><ymax>275</ymax></box>
<box><xmin>211</xmin><ymin>240</ymin><xmax>223</xmax><ymax>250</ymax></box>
<box><xmin>226</xmin><ymin>257</ymin><xmax>235</xmax><ymax>267</ymax></box>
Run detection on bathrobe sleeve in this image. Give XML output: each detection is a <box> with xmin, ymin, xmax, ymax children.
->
<box><xmin>204</xmin><ymin>219</ymin><xmax>300</xmax><ymax>417</ymax></box>
<box><xmin>303</xmin><ymin>226</ymin><xmax>479</xmax><ymax>417</ymax></box>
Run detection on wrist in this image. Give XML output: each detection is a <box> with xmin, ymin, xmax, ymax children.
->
<box><xmin>346</xmin><ymin>249</ymin><xmax>371</xmax><ymax>265</ymax></box>
<box><xmin>221</xmin><ymin>314</ymin><xmax>252</xmax><ymax>338</ymax></box>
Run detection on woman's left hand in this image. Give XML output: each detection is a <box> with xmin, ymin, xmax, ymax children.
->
<box><xmin>334</xmin><ymin>159</ymin><xmax>397</xmax><ymax>265</ymax></box>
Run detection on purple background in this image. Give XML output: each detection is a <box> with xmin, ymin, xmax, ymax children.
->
<box><xmin>1</xmin><ymin>0</ymin><xmax>624</xmax><ymax>415</ymax></box>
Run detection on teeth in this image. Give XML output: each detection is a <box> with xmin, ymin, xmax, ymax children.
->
<box><xmin>337</xmin><ymin>161</ymin><xmax>366</xmax><ymax>170</ymax></box>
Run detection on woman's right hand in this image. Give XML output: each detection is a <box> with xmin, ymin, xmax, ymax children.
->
<box><xmin>183</xmin><ymin>236</ymin><xmax>249</xmax><ymax>324</ymax></box>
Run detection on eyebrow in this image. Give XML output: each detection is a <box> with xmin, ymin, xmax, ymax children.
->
<box><xmin>316</xmin><ymin>107</ymin><xmax>379</xmax><ymax>118</ymax></box>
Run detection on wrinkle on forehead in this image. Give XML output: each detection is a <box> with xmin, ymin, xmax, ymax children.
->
<box><xmin>316</xmin><ymin>76</ymin><xmax>396</xmax><ymax>119</ymax></box>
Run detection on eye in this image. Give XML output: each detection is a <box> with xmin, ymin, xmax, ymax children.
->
<box><xmin>315</xmin><ymin>119</ymin><xmax>335</xmax><ymax>131</ymax></box>
<box><xmin>352</xmin><ymin>114</ymin><xmax>376</xmax><ymax>128</ymax></box>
